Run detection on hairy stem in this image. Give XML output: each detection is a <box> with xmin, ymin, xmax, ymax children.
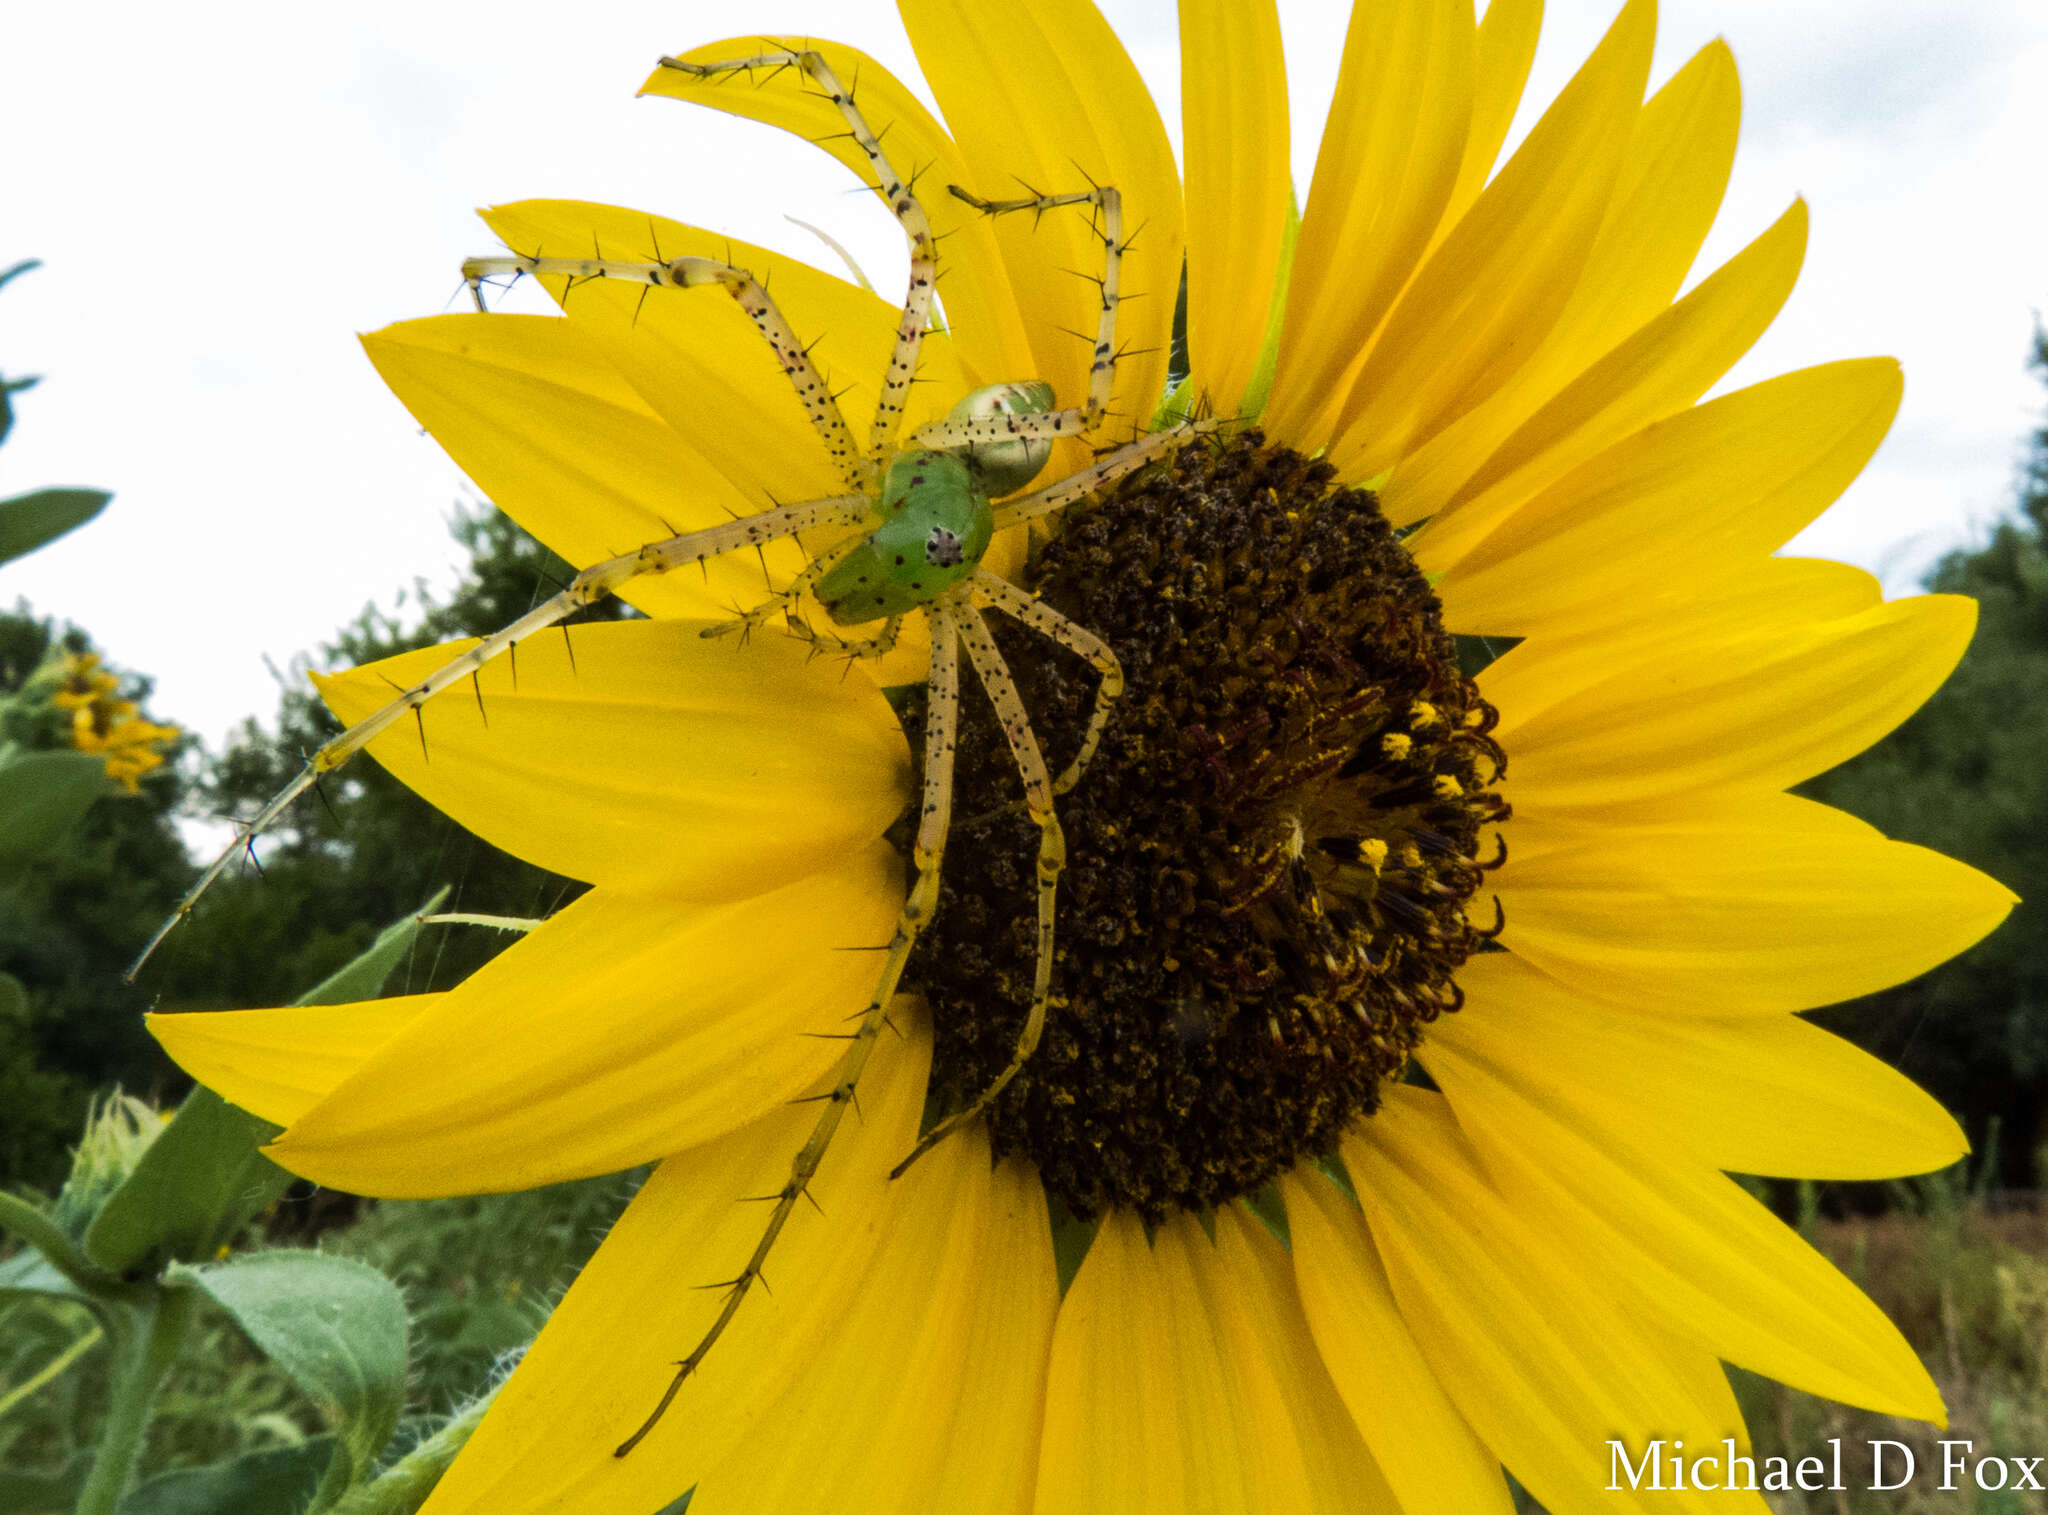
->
<box><xmin>322</xmin><ymin>1384</ymin><xmax>499</xmax><ymax>1515</ymax></box>
<box><xmin>73</xmin><ymin>1283</ymin><xmax>194</xmax><ymax>1515</ymax></box>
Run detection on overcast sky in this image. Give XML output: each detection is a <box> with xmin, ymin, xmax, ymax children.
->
<box><xmin>5</xmin><ymin>0</ymin><xmax>2046</xmax><ymax>750</ymax></box>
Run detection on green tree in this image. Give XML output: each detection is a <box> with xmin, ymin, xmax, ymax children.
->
<box><xmin>1806</xmin><ymin>329</ymin><xmax>2048</xmax><ymax>1185</ymax></box>
<box><xmin>0</xmin><ymin>612</ymin><xmax>193</xmax><ymax>1187</ymax></box>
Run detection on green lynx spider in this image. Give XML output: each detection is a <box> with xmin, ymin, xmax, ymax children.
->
<box><xmin>133</xmin><ymin>49</ymin><xmax>1204</xmax><ymax>1455</ymax></box>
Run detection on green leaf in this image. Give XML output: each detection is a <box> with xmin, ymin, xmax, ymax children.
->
<box><xmin>0</xmin><ymin>748</ymin><xmax>107</xmax><ymax>867</ymax></box>
<box><xmin>82</xmin><ymin>892</ymin><xmax>449</xmax><ymax>1275</ymax></box>
<box><xmin>81</xmin><ymin>1089</ymin><xmax>288</xmax><ymax>1275</ymax></box>
<box><xmin>175</xmin><ymin>1253</ymin><xmax>407</xmax><ymax>1489</ymax></box>
<box><xmin>113</xmin><ymin>1437</ymin><xmax>336</xmax><ymax>1515</ymax></box>
<box><xmin>0</xmin><ymin>1453</ymin><xmax>89</xmax><ymax>1514</ymax></box>
<box><xmin>0</xmin><ymin>487</ymin><xmax>111</xmax><ymax>566</ymax></box>
<box><xmin>0</xmin><ymin>971</ymin><xmax>25</xmax><ymax>1022</ymax></box>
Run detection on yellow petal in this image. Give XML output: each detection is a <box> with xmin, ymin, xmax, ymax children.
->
<box><xmin>1433</xmin><ymin>355</ymin><xmax>1901</xmax><ymax>630</ymax></box>
<box><xmin>1263</xmin><ymin>0</ymin><xmax>1474</xmax><ymax>444</ymax></box>
<box><xmin>1345</xmin><ymin>1088</ymin><xmax>1768</xmax><ymax>1515</ymax></box>
<box><xmin>1495</xmin><ymin>792</ymin><xmax>2018</xmax><ymax>1016</ymax></box>
<box><xmin>1329</xmin><ymin>0</ymin><xmax>1656</xmax><ymax>478</ymax></box>
<box><xmin>361</xmin><ymin>313</ymin><xmax>803</xmax><ymax>623</ymax></box>
<box><xmin>688</xmin><ymin>1151</ymin><xmax>1054</xmax><ymax>1515</ymax></box>
<box><xmin>1498</xmin><ymin>594</ymin><xmax>1975</xmax><ymax>811</ymax></box>
<box><xmin>1034</xmin><ymin>1211</ymin><xmax>1223</xmax><ymax>1514</ymax></box>
<box><xmin>1199</xmin><ymin>1207</ymin><xmax>1404</xmax><ymax>1510</ymax></box>
<box><xmin>1283</xmin><ymin>1169</ymin><xmax>1515</xmax><ymax>1514</ymax></box>
<box><xmin>1419</xmin><ymin>200</ymin><xmax>1806</xmax><ymax>574</ymax></box>
<box><xmin>1424</xmin><ymin>1029</ymin><xmax>1946</xmax><ymax>1420</ymax></box>
<box><xmin>314</xmin><ymin>619</ymin><xmax>907</xmax><ymax>896</ymax></box>
<box><xmin>1033</xmin><ymin>1208</ymin><xmax>1397</xmax><ymax>1514</ymax></box>
<box><xmin>148</xmin><ymin>995</ymin><xmax>439</xmax><ymax>1128</ymax></box>
<box><xmin>1525</xmin><ymin>37</ymin><xmax>1740</xmax><ymax>369</ymax></box>
<box><xmin>1436</xmin><ymin>952</ymin><xmax>1967</xmax><ymax>1178</ymax></box>
<box><xmin>1178</xmin><ymin>0</ymin><xmax>1290</xmax><ymax>416</ymax></box>
<box><xmin>267</xmin><ymin>849</ymin><xmax>901</xmax><ymax>1196</ymax></box>
<box><xmin>1445</xmin><ymin>0</ymin><xmax>1543</xmax><ymax>227</ymax></box>
<box><xmin>900</xmin><ymin>0</ymin><xmax>1183</xmax><ymax>457</ymax></box>
<box><xmin>1386</xmin><ymin>38</ymin><xmax>1742</xmax><ymax>524</ymax></box>
<box><xmin>419</xmin><ymin>1023</ymin><xmax>1056</xmax><ymax>1515</ymax></box>
<box><xmin>641</xmin><ymin>39</ymin><xmax>1036</xmax><ymax>390</ymax></box>
<box><xmin>1475</xmin><ymin>555</ymin><xmax>1882</xmax><ymax>718</ymax></box>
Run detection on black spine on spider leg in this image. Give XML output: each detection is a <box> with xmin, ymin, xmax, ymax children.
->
<box><xmin>311</xmin><ymin>770</ymin><xmax>342</xmax><ymax>828</ymax></box>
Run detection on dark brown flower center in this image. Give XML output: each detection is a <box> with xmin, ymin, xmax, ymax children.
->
<box><xmin>908</xmin><ymin>432</ymin><xmax>1510</xmax><ymax>1220</ymax></box>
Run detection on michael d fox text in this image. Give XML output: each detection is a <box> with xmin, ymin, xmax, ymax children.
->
<box><xmin>1608</xmin><ymin>1438</ymin><xmax>2048</xmax><ymax>1495</ymax></box>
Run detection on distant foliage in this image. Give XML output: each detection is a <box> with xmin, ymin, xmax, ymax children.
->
<box><xmin>0</xmin><ymin>612</ymin><xmax>192</xmax><ymax>1189</ymax></box>
<box><xmin>1806</xmin><ymin>330</ymin><xmax>2048</xmax><ymax>1185</ymax></box>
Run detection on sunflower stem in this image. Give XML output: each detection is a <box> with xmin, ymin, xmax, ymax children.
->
<box><xmin>73</xmin><ymin>1282</ymin><xmax>194</xmax><ymax>1515</ymax></box>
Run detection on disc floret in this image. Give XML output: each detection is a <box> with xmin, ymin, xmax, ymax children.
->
<box><xmin>916</xmin><ymin>432</ymin><xmax>1511</xmax><ymax>1220</ymax></box>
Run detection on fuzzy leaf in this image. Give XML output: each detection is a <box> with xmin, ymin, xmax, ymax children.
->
<box><xmin>176</xmin><ymin>1253</ymin><xmax>407</xmax><ymax>1487</ymax></box>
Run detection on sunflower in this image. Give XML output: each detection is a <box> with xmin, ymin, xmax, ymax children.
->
<box><xmin>151</xmin><ymin>0</ymin><xmax>2017</xmax><ymax>1510</ymax></box>
<box><xmin>55</xmin><ymin>651</ymin><xmax>178</xmax><ymax>793</ymax></box>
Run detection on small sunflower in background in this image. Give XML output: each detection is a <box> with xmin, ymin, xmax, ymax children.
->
<box><xmin>54</xmin><ymin>651</ymin><xmax>178</xmax><ymax>794</ymax></box>
<box><xmin>152</xmin><ymin>1</ymin><xmax>2018</xmax><ymax>1511</ymax></box>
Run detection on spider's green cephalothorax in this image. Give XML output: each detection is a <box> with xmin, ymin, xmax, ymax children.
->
<box><xmin>816</xmin><ymin>450</ymin><xmax>993</xmax><ymax>622</ymax></box>
<box><xmin>816</xmin><ymin>381</ymin><xmax>1054</xmax><ymax>623</ymax></box>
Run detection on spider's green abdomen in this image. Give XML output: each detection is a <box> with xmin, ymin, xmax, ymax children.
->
<box><xmin>954</xmin><ymin>379</ymin><xmax>1057</xmax><ymax>496</ymax></box>
<box><xmin>816</xmin><ymin>450</ymin><xmax>993</xmax><ymax>624</ymax></box>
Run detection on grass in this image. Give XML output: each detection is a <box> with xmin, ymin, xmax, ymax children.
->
<box><xmin>1738</xmin><ymin>1180</ymin><xmax>2048</xmax><ymax>1514</ymax></box>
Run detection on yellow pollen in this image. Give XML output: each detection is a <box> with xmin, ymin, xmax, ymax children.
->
<box><xmin>1359</xmin><ymin>838</ymin><xmax>1389</xmax><ymax>873</ymax></box>
<box><xmin>1381</xmin><ymin>732</ymin><xmax>1413</xmax><ymax>760</ymax></box>
<box><xmin>1433</xmin><ymin>774</ymin><xmax>1464</xmax><ymax>799</ymax></box>
<box><xmin>1408</xmin><ymin>699</ymin><xmax>1441</xmax><ymax>729</ymax></box>
<box><xmin>1401</xmin><ymin>844</ymin><xmax>1424</xmax><ymax>870</ymax></box>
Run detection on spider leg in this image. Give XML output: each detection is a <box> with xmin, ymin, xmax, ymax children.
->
<box><xmin>795</xmin><ymin>613</ymin><xmax>907</xmax><ymax>662</ymax></box>
<box><xmin>890</xmin><ymin>597</ymin><xmax>1064</xmax><ymax>1179</ymax></box>
<box><xmin>654</xmin><ymin>49</ymin><xmax>936</xmax><ymax>458</ymax></box>
<box><xmin>906</xmin><ymin>184</ymin><xmax>1124</xmax><ymax>453</ymax></box>
<box><xmin>991</xmin><ymin>421</ymin><xmax>1222</xmax><ymax>532</ymax></box>
<box><xmin>614</xmin><ymin>598</ymin><xmax>963</xmax><ymax>1457</ymax></box>
<box><xmin>969</xmin><ymin>570</ymin><xmax>1120</xmax><ymax>796</ymax></box>
<box><xmin>462</xmin><ymin>250</ymin><xmax>867</xmax><ymax>492</ymax></box>
<box><xmin>128</xmin><ymin>495</ymin><xmax>871</xmax><ymax>978</ymax></box>
<box><xmin>699</xmin><ymin>533</ymin><xmax>868</xmax><ymax>643</ymax></box>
